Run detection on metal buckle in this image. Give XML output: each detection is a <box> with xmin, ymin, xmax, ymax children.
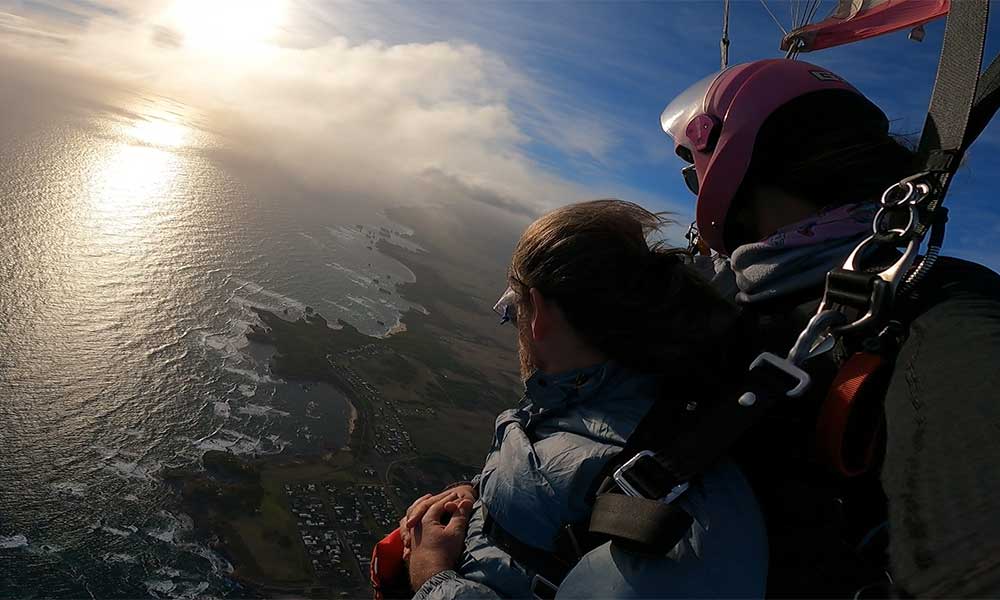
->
<box><xmin>748</xmin><ymin>352</ymin><xmax>812</xmax><ymax>398</ymax></box>
<box><xmin>613</xmin><ymin>450</ymin><xmax>690</xmax><ymax>504</ymax></box>
<box><xmin>531</xmin><ymin>574</ymin><xmax>559</xmax><ymax>600</ymax></box>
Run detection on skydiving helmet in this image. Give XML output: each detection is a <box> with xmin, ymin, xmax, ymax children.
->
<box><xmin>661</xmin><ymin>58</ymin><xmax>887</xmax><ymax>255</ymax></box>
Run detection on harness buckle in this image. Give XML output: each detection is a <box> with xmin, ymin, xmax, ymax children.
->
<box><xmin>613</xmin><ymin>450</ymin><xmax>690</xmax><ymax>504</ymax></box>
<box><xmin>748</xmin><ymin>352</ymin><xmax>812</xmax><ymax>398</ymax></box>
<box><xmin>530</xmin><ymin>574</ymin><xmax>559</xmax><ymax>600</ymax></box>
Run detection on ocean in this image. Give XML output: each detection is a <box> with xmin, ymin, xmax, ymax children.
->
<box><xmin>0</xmin><ymin>93</ymin><xmax>422</xmax><ymax>598</ymax></box>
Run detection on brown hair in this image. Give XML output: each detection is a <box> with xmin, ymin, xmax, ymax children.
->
<box><xmin>509</xmin><ymin>199</ymin><xmax>739</xmax><ymax>377</ymax></box>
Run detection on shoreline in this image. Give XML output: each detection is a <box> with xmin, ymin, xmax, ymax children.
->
<box><xmin>168</xmin><ymin>204</ymin><xmax>519</xmax><ymax>598</ymax></box>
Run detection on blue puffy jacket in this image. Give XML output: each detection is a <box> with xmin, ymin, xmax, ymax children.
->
<box><xmin>413</xmin><ymin>362</ymin><xmax>769</xmax><ymax>599</ymax></box>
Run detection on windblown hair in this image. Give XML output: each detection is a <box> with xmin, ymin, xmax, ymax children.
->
<box><xmin>509</xmin><ymin>199</ymin><xmax>740</xmax><ymax>378</ymax></box>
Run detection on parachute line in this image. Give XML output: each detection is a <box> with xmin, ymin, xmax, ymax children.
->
<box><xmin>759</xmin><ymin>0</ymin><xmax>789</xmax><ymax>35</ymax></box>
<box><xmin>721</xmin><ymin>0</ymin><xmax>731</xmax><ymax>68</ymax></box>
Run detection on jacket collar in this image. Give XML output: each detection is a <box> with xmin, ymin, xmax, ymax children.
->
<box><xmin>523</xmin><ymin>362</ymin><xmax>615</xmax><ymax>411</ymax></box>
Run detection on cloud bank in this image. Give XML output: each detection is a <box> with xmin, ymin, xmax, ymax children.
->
<box><xmin>0</xmin><ymin>0</ymin><xmax>682</xmax><ymax>222</ymax></box>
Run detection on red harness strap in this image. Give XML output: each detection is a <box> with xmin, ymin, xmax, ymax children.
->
<box><xmin>816</xmin><ymin>351</ymin><xmax>889</xmax><ymax>478</ymax></box>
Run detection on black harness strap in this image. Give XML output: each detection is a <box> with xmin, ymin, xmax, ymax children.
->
<box><xmin>965</xmin><ymin>53</ymin><xmax>1000</xmax><ymax>151</ymax></box>
<box><xmin>586</xmin><ymin>356</ymin><xmax>796</xmax><ymax>549</ymax></box>
<box><xmin>589</xmin><ymin>494</ymin><xmax>693</xmax><ymax>555</ymax></box>
<box><xmin>481</xmin><ymin>506</ymin><xmax>576</xmax><ymax>586</ymax></box>
<box><xmin>917</xmin><ymin>0</ymin><xmax>989</xmax><ymax>172</ymax></box>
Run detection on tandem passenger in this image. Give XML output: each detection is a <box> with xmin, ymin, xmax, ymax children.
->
<box><xmin>390</xmin><ymin>200</ymin><xmax>768</xmax><ymax>599</ymax></box>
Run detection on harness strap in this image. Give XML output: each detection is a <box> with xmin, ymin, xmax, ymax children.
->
<box><xmin>481</xmin><ymin>506</ymin><xmax>578</xmax><ymax>587</ymax></box>
<box><xmin>589</xmin><ymin>494</ymin><xmax>693</xmax><ymax>555</ymax></box>
<box><xmin>917</xmin><ymin>0</ymin><xmax>990</xmax><ymax>170</ymax></box>
<box><xmin>966</xmin><ymin>53</ymin><xmax>1000</xmax><ymax>150</ymax></box>
<box><xmin>816</xmin><ymin>351</ymin><xmax>889</xmax><ymax>478</ymax></box>
<box><xmin>586</xmin><ymin>355</ymin><xmax>793</xmax><ymax>550</ymax></box>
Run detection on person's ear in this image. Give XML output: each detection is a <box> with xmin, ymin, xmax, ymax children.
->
<box><xmin>528</xmin><ymin>287</ymin><xmax>550</xmax><ymax>341</ymax></box>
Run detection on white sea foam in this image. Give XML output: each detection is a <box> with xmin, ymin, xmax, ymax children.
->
<box><xmin>230</xmin><ymin>279</ymin><xmax>307</xmax><ymax>317</ymax></box>
<box><xmin>222</xmin><ymin>367</ymin><xmax>277</xmax><ymax>384</ymax></box>
<box><xmin>238</xmin><ymin>383</ymin><xmax>256</xmax><ymax>398</ymax></box>
<box><xmin>180</xmin><ymin>542</ymin><xmax>234</xmax><ymax>575</ymax></box>
<box><xmin>202</xmin><ymin>318</ymin><xmax>253</xmax><ymax>357</ymax></box>
<box><xmin>322</xmin><ymin>298</ymin><xmax>354</xmax><ymax>314</ymax></box>
<box><xmin>195</xmin><ymin>428</ymin><xmax>263</xmax><ymax>456</ymax></box>
<box><xmin>93</xmin><ymin>523</ymin><xmax>138</xmax><ymax>538</ymax></box>
<box><xmin>177</xmin><ymin>582</ymin><xmax>211</xmax><ymax>599</ymax></box>
<box><xmin>212</xmin><ymin>401</ymin><xmax>231</xmax><ymax>419</ymax></box>
<box><xmin>0</xmin><ymin>534</ymin><xmax>28</xmax><ymax>549</ymax></box>
<box><xmin>52</xmin><ymin>481</ymin><xmax>87</xmax><ymax>497</ymax></box>
<box><xmin>91</xmin><ymin>446</ymin><xmax>121</xmax><ymax>461</ymax></box>
<box><xmin>326</xmin><ymin>225</ymin><xmax>362</xmax><ymax>243</ymax></box>
<box><xmin>146</xmin><ymin>511</ymin><xmax>192</xmax><ymax>545</ymax></box>
<box><xmin>29</xmin><ymin>543</ymin><xmax>63</xmax><ymax>555</ymax></box>
<box><xmin>104</xmin><ymin>460</ymin><xmax>161</xmax><ymax>481</ymax></box>
<box><xmin>326</xmin><ymin>261</ymin><xmax>376</xmax><ymax>288</ymax></box>
<box><xmin>103</xmin><ymin>552</ymin><xmax>136</xmax><ymax>564</ymax></box>
<box><xmin>236</xmin><ymin>403</ymin><xmax>289</xmax><ymax>418</ymax></box>
<box><xmin>144</xmin><ymin>580</ymin><xmax>177</xmax><ymax>597</ymax></box>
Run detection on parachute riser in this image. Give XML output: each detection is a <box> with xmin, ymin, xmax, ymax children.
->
<box><xmin>753</xmin><ymin>0</ymin><xmax>991</xmax><ymax>399</ymax></box>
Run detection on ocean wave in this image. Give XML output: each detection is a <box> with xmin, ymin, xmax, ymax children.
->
<box><xmin>202</xmin><ymin>318</ymin><xmax>253</xmax><ymax>357</ymax></box>
<box><xmin>144</xmin><ymin>580</ymin><xmax>177</xmax><ymax>597</ymax></box>
<box><xmin>229</xmin><ymin>279</ymin><xmax>306</xmax><ymax>317</ymax></box>
<box><xmin>103</xmin><ymin>552</ymin><xmax>137</xmax><ymax>564</ymax></box>
<box><xmin>145</xmin><ymin>579</ymin><xmax>210</xmax><ymax>600</ymax></box>
<box><xmin>195</xmin><ymin>428</ymin><xmax>265</xmax><ymax>456</ymax></box>
<box><xmin>236</xmin><ymin>403</ymin><xmax>289</xmax><ymax>418</ymax></box>
<box><xmin>222</xmin><ymin>367</ymin><xmax>277</xmax><ymax>384</ymax></box>
<box><xmin>51</xmin><ymin>481</ymin><xmax>87</xmax><ymax>497</ymax></box>
<box><xmin>212</xmin><ymin>400</ymin><xmax>231</xmax><ymax>419</ymax></box>
<box><xmin>326</xmin><ymin>261</ymin><xmax>376</xmax><ymax>288</ymax></box>
<box><xmin>103</xmin><ymin>459</ymin><xmax>162</xmax><ymax>481</ymax></box>
<box><xmin>146</xmin><ymin>511</ymin><xmax>192</xmax><ymax>545</ymax></box>
<box><xmin>28</xmin><ymin>542</ymin><xmax>63</xmax><ymax>555</ymax></box>
<box><xmin>0</xmin><ymin>534</ymin><xmax>28</xmax><ymax>549</ymax></box>
<box><xmin>326</xmin><ymin>225</ymin><xmax>362</xmax><ymax>243</ymax></box>
<box><xmin>179</xmin><ymin>542</ymin><xmax>234</xmax><ymax>575</ymax></box>
<box><xmin>91</xmin><ymin>522</ymin><xmax>139</xmax><ymax>538</ymax></box>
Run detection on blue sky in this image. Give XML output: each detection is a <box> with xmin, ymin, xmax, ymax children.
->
<box><xmin>2</xmin><ymin>0</ymin><xmax>999</xmax><ymax>268</ymax></box>
<box><xmin>363</xmin><ymin>0</ymin><xmax>1000</xmax><ymax>268</ymax></box>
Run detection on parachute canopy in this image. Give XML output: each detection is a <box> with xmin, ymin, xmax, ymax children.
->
<box><xmin>781</xmin><ymin>0</ymin><xmax>950</xmax><ymax>53</ymax></box>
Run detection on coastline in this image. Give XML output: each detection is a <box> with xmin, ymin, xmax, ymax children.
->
<box><xmin>167</xmin><ymin>204</ymin><xmax>521</xmax><ymax>598</ymax></box>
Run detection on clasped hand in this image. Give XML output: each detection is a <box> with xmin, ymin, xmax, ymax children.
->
<box><xmin>399</xmin><ymin>485</ymin><xmax>476</xmax><ymax>591</ymax></box>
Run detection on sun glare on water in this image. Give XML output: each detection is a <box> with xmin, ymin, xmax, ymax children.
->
<box><xmin>127</xmin><ymin>116</ymin><xmax>189</xmax><ymax>148</ymax></box>
<box><xmin>166</xmin><ymin>0</ymin><xmax>285</xmax><ymax>53</ymax></box>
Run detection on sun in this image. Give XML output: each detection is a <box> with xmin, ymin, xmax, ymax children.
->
<box><xmin>165</xmin><ymin>0</ymin><xmax>285</xmax><ymax>53</ymax></box>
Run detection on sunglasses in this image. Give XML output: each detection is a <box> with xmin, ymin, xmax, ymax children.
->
<box><xmin>681</xmin><ymin>164</ymin><xmax>699</xmax><ymax>196</ymax></box>
<box><xmin>492</xmin><ymin>286</ymin><xmax>518</xmax><ymax>325</ymax></box>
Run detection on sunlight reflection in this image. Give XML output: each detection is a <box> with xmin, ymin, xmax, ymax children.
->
<box><xmin>166</xmin><ymin>0</ymin><xmax>285</xmax><ymax>53</ymax></box>
<box><xmin>86</xmin><ymin>140</ymin><xmax>181</xmax><ymax>241</ymax></box>
<box><xmin>127</xmin><ymin>116</ymin><xmax>189</xmax><ymax>148</ymax></box>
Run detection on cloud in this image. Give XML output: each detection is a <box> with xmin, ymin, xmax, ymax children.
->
<box><xmin>0</xmin><ymin>0</ymin><xmax>670</xmax><ymax>220</ymax></box>
<box><xmin>150</xmin><ymin>24</ymin><xmax>182</xmax><ymax>48</ymax></box>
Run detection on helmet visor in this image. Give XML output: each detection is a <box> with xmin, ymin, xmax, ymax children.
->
<box><xmin>660</xmin><ymin>71</ymin><xmax>721</xmax><ymax>144</ymax></box>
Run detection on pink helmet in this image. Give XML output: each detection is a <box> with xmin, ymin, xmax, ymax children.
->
<box><xmin>662</xmin><ymin>59</ymin><xmax>885</xmax><ymax>255</ymax></box>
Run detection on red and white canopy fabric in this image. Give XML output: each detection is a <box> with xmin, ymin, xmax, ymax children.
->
<box><xmin>781</xmin><ymin>0</ymin><xmax>950</xmax><ymax>53</ymax></box>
